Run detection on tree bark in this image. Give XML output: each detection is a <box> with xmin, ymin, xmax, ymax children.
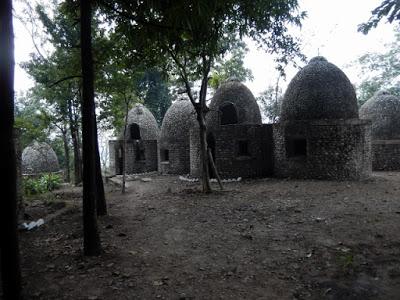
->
<box><xmin>121</xmin><ymin>98</ymin><xmax>129</xmax><ymax>194</ymax></box>
<box><xmin>68</xmin><ymin>97</ymin><xmax>82</xmax><ymax>185</ymax></box>
<box><xmin>0</xmin><ymin>0</ymin><xmax>22</xmax><ymax>297</ymax></box>
<box><xmin>197</xmin><ymin>109</ymin><xmax>212</xmax><ymax>193</ymax></box>
<box><xmin>80</xmin><ymin>0</ymin><xmax>102</xmax><ymax>256</ymax></box>
<box><xmin>94</xmin><ymin>115</ymin><xmax>107</xmax><ymax>215</ymax></box>
<box><xmin>61</xmin><ymin>127</ymin><xmax>71</xmax><ymax>183</ymax></box>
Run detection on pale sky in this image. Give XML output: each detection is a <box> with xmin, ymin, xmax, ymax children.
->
<box><xmin>13</xmin><ymin>0</ymin><xmax>397</xmax><ymax>97</ymax></box>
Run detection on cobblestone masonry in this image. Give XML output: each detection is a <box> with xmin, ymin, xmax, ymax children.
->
<box><xmin>190</xmin><ymin>124</ymin><xmax>274</xmax><ymax>179</ymax></box>
<box><xmin>360</xmin><ymin>91</ymin><xmax>400</xmax><ymax>170</ymax></box>
<box><xmin>273</xmin><ymin>120</ymin><xmax>372</xmax><ymax>180</ymax></box>
<box><xmin>159</xmin><ymin>98</ymin><xmax>197</xmax><ymax>174</ymax></box>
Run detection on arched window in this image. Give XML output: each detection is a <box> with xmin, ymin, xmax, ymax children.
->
<box><xmin>130</xmin><ymin>123</ymin><xmax>141</xmax><ymax>140</ymax></box>
<box><xmin>220</xmin><ymin>102</ymin><xmax>238</xmax><ymax>125</ymax></box>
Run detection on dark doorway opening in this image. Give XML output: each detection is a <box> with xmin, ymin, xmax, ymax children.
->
<box><xmin>161</xmin><ymin>149</ymin><xmax>169</xmax><ymax>162</ymax></box>
<box><xmin>220</xmin><ymin>102</ymin><xmax>238</xmax><ymax>125</ymax></box>
<box><xmin>286</xmin><ymin>138</ymin><xmax>307</xmax><ymax>157</ymax></box>
<box><xmin>116</xmin><ymin>145</ymin><xmax>123</xmax><ymax>175</ymax></box>
<box><xmin>207</xmin><ymin>133</ymin><xmax>216</xmax><ymax>178</ymax></box>
<box><xmin>130</xmin><ymin>123</ymin><xmax>141</xmax><ymax>140</ymax></box>
<box><xmin>237</xmin><ymin>140</ymin><xmax>250</xmax><ymax>156</ymax></box>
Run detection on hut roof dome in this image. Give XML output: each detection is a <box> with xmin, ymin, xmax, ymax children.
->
<box><xmin>281</xmin><ymin>56</ymin><xmax>359</xmax><ymax>121</ymax></box>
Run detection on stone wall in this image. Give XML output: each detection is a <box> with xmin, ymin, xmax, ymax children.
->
<box><xmin>273</xmin><ymin>119</ymin><xmax>372</xmax><ymax>180</ymax></box>
<box><xmin>190</xmin><ymin>124</ymin><xmax>274</xmax><ymax>179</ymax></box>
<box><xmin>372</xmin><ymin>140</ymin><xmax>400</xmax><ymax>171</ymax></box>
<box><xmin>158</xmin><ymin>137</ymin><xmax>191</xmax><ymax>175</ymax></box>
<box><xmin>109</xmin><ymin>139</ymin><xmax>158</xmax><ymax>175</ymax></box>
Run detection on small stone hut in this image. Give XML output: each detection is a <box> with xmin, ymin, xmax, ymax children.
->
<box><xmin>190</xmin><ymin>79</ymin><xmax>274</xmax><ymax>179</ymax></box>
<box><xmin>159</xmin><ymin>97</ymin><xmax>196</xmax><ymax>174</ymax></box>
<box><xmin>360</xmin><ymin>91</ymin><xmax>400</xmax><ymax>170</ymax></box>
<box><xmin>109</xmin><ymin>103</ymin><xmax>159</xmax><ymax>175</ymax></box>
<box><xmin>22</xmin><ymin>141</ymin><xmax>60</xmax><ymax>175</ymax></box>
<box><xmin>274</xmin><ymin>56</ymin><xmax>372</xmax><ymax>180</ymax></box>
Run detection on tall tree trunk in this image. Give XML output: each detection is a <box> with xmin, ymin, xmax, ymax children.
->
<box><xmin>121</xmin><ymin>98</ymin><xmax>129</xmax><ymax>194</ymax></box>
<box><xmin>14</xmin><ymin>129</ymin><xmax>24</xmax><ymax>221</ymax></box>
<box><xmin>0</xmin><ymin>0</ymin><xmax>22</xmax><ymax>297</ymax></box>
<box><xmin>94</xmin><ymin>116</ymin><xmax>107</xmax><ymax>215</ymax></box>
<box><xmin>80</xmin><ymin>0</ymin><xmax>101</xmax><ymax>256</ymax></box>
<box><xmin>62</xmin><ymin>127</ymin><xmax>71</xmax><ymax>183</ymax></box>
<box><xmin>68</xmin><ymin>98</ymin><xmax>82</xmax><ymax>185</ymax></box>
<box><xmin>197</xmin><ymin>109</ymin><xmax>212</xmax><ymax>193</ymax></box>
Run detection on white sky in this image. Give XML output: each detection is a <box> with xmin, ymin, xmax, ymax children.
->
<box><xmin>13</xmin><ymin>0</ymin><xmax>397</xmax><ymax>97</ymax></box>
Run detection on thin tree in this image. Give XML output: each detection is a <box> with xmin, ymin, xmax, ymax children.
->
<box><xmin>0</xmin><ymin>0</ymin><xmax>22</xmax><ymax>297</ymax></box>
<box><xmin>80</xmin><ymin>0</ymin><xmax>102</xmax><ymax>255</ymax></box>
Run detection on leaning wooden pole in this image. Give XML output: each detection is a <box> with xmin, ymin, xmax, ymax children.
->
<box><xmin>0</xmin><ymin>0</ymin><xmax>22</xmax><ymax>298</ymax></box>
<box><xmin>80</xmin><ymin>0</ymin><xmax>102</xmax><ymax>256</ymax></box>
<box><xmin>207</xmin><ymin>148</ymin><xmax>223</xmax><ymax>190</ymax></box>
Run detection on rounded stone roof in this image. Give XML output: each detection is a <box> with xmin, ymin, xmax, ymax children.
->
<box><xmin>22</xmin><ymin>141</ymin><xmax>60</xmax><ymax>175</ymax></box>
<box><xmin>281</xmin><ymin>56</ymin><xmax>359</xmax><ymax>121</ymax></box>
<box><xmin>121</xmin><ymin>103</ymin><xmax>159</xmax><ymax>140</ymax></box>
<box><xmin>359</xmin><ymin>90</ymin><xmax>400</xmax><ymax>139</ymax></box>
<box><xmin>159</xmin><ymin>97</ymin><xmax>197</xmax><ymax>146</ymax></box>
<box><xmin>207</xmin><ymin>79</ymin><xmax>261</xmax><ymax>129</ymax></box>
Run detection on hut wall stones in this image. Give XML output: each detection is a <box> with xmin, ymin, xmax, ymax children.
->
<box><xmin>109</xmin><ymin>103</ymin><xmax>159</xmax><ymax>175</ymax></box>
<box><xmin>273</xmin><ymin>120</ymin><xmax>372</xmax><ymax>180</ymax></box>
<box><xmin>274</xmin><ymin>57</ymin><xmax>371</xmax><ymax>180</ymax></box>
<box><xmin>159</xmin><ymin>98</ymin><xmax>196</xmax><ymax>174</ymax></box>
<box><xmin>190</xmin><ymin>79</ymin><xmax>273</xmax><ymax>179</ymax></box>
<box><xmin>190</xmin><ymin>124</ymin><xmax>274</xmax><ymax>178</ymax></box>
<box><xmin>360</xmin><ymin>91</ymin><xmax>400</xmax><ymax>170</ymax></box>
<box><xmin>22</xmin><ymin>141</ymin><xmax>60</xmax><ymax>175</ymax></box>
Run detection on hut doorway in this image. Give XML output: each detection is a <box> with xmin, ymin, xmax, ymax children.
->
<box><xmin>116</xmin><ymin>145</ymin><xmax>123</xmax><ymax>175</ymax></box>
<box><xmin>130</xmin><ymin>123</ymin><xmax>141</xmax><ymax>140</ymax></box>
<box><xmin>220</xmin><ymin>102</ymin><xmax>238</xmax><ymax>125</ymax></box>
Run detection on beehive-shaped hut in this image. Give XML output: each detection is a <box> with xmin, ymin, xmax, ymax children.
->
<box><xmin>22</xmin><ymin>141</ymin><xmax>60</xmax><ymax>175</ymax></box>
<box><xmin>190</xmin><ymin>79</ymin><xmax>273</xmax><ymax>179</ymax></box>
<box><xmin>274</xmin><ymin>56</ymin><xmax>371</xmax><ymax>180</ymax></box>
<box><xmin>159</xmin><ymin>97</ymin><xmax>196</xmax><ymax>174</ymax></box>
<box><xmin>360</xmin><ymin>91</ymin><xmax>400</xmax><ymax>170</ymax></box>
<box><xmin>109</xmin><ymin>103</ymin><xmax>159</xmax><ymax>175</ymax></box>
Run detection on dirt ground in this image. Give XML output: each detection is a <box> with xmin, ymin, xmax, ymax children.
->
<box><xmin>10</xmin><ymin>172</ymin><xmax>400</xmax><ymax>299</ymax></box>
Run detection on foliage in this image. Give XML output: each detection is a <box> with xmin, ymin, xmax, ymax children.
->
<box><xmin>209</xmin><ymin>41</ymin><xmax>253</xmax><ymax>90</ymax></box>
<box><xmin>359</xmin><ymin>0</ymin><xmax>400</xmax><ymax>34</ymax></box>
<box><xmin>136</xmin><ymin>69</ymin><xmax>172</xmax><ymax>125</ymax></box>
<box><xmin>14</xmin><ymin>95</ymin><xmax>52</xmax><ymax>148</ymax></box>
<box><xmin>257</xmin><ymin>84</ymin><xmax>283</xmax><ymax>123</ymax></box>
<box><xmin>23</xmin><ymin>173</ymin><xmax>62</xmax><ymax>196</ymax></box>
<box><xmin>355</xmin><ymin>30</ymin><xmax>400</xmax><ymax>106</ymax></box>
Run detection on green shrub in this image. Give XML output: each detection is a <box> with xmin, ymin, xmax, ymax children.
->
<box><xmin>23</xmin><ymin>173</ymin><xmax>62</xmax><ymax>196</ymax></box>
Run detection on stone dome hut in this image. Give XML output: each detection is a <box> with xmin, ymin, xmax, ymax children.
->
<box><xmin>159</xmin><ymin>97</ymin><xmax>197</xmax><ymax>174</ymax></box>
<box><xmin>190</xmin><ymin>79</ymin><xmax>274</xmax><ymax>179</ymax></box>
<box><xmin>109</xmin><ymin>103</ymin><xmax>159</xmax><ymax>175</ymax></box>
<box><xmin>360</xmin><ymin>91</ymin><xmax>400</xmax><ymax>170</ymax></box>
<box><xmin>22</xmin><ymin>141</ymin><xmax>60</xmax><ymax>175</ymax></box>
<box><xmin>274</xmin><ymin>56</ymin><xmax>371</xmax><ymax>180</ymax></box>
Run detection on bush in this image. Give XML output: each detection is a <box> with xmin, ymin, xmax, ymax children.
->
<box><xmin>23</xmin><ymin>173</ymin><xmax>62</xmax><ymax>196</ymax></box>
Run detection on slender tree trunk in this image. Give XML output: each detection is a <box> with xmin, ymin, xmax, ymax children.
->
<box><xmin>197</xmin><ymin>108</ymin><xmax>212</xmax><ymax>193</ymax></box>
<box><xmin>121</xmin><ymin>98</ymin><xmax>129</xmax><ymax>194</ymax></box>
<box><xmin>0</xmin><ymin>0</ymin><xmax>22</xmax><ymax>297</ymax></box>
<box><xmin>62</xmin><ymin>127</ymin><xmax>71</xmax><ymax>183</ymax></box>
<box><xmin>68</xmin><ymin>98</ymin><xmax>82</xmax><ymax>185</ymax></box>
<box><xmin>94</xmin><ymin>116</ymin><xmax>107</xmax><ymax>215</ymax></box>
<box><xmin>80</xmin><ymin>0</ymin><xmax>101</xmax><ymax>256</ymax></box>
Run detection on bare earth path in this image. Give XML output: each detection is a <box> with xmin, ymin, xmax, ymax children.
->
<box><xmin>16</xmin><ymin>173</ymin><xmax>400</xmax><ymax>299</ymax></box>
